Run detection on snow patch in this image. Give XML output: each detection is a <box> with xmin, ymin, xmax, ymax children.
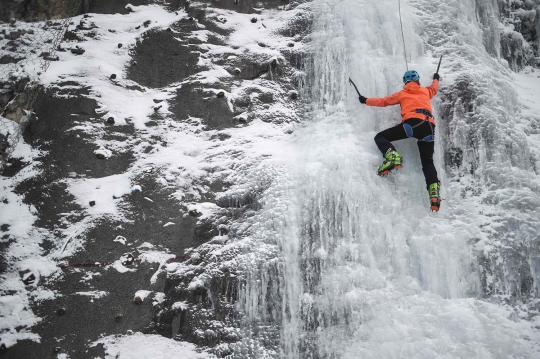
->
<box><xmin>93</xmin><ymin>332</ymin><xmax>215</xmax><ymax>358</ymax></box>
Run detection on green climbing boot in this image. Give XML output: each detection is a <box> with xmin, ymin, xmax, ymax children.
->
<box><xmin>377</xmin><ymin>149</ymin><xmax>403</xmax><ymax>176</ymax></box>
<box><xmin>429</xmin><ymin>182</ymin><xmax>441</xmax><ymax>211</ymax></box>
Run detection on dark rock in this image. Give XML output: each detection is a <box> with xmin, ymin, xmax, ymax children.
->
<box><xmin>0</xmin><ymin>134</ymin><xmax>10</xmax><ymax>158</ymax></box>
<box><xmin>251</xmin><ymin>17</ymin><xmax>257</xmax><ymax>23</ymax></box>
<box><xmin>120</xmin><ymin>253</ymin><xmax>135</xmax><ymax>266</ymax></box>
<box><xmin>84</xmin><ymin>14</ymin><xmax>90</xmax><ymax>18</ymax></box>
<box><xmin>154</xmin><ymin>105</ymin><xmax>162</xmax><ymax>111</ymax></box>
<box><xmin>53</xmin><ymin>347</ymin><xmax>61</xmax><ymax>353</ymax></box>
<box><xmin>1</xmin><ymin>224</ymin><xmax>10</xmax><ymax>231</ymax></box>
<box><xmin>63</xmin><ymin>30</ymin><xmax>82</xmax><ymax>42</ymax></box>
<box><xmin>126</xmin><ymin>30</ymin><xmax>202</xmax><ymax>88</ymax></box>
<box><xmin>287</xmin><ymin>42</ymin><xmax>295</xmax><ymax>47</ymax></box>
<box><xmin>22</xmin><ymin>272</ymin><xmax>36</xmax><ymax>286</ymax></box>
<box><xmin>44</xmin><ymin>55</ymin><xmax>59</xmax><ymax>61</ymax></box>
<box><xmin>57</xmin><ymin>308</ymin><xmax>66</xmax><ymax>315</ymax></box>
<box><xmin>216</xmin><ymin>91</ymin><xmax>225</xmax><ymax>98</ymax></box>
<box><xmin>188</xmin><ymin>209</ymin><xmax>202</xmax><ymax>217</ymax></box>
<box><xmin>218</xmin><ymin>225</ymin><xmax>229</xmax><ymax>236</ymax></box>
<box><xmin>89</xmin><ymin>200</ymin><xmax>96</xmax><ymax>207</ymax></box>
<box><xmin>9</xmin><ymin>31</ymin><xmax>21</xmax><ymax>40</ymax></box>
<box><xmin>258</xmin><ymin>92</ymin><xmax>274</xmax><ymax>103</ymax></box>
<box><xmin>135</xmin><ymin>25</ymin><xmax>141</xmax><ymax>29</ymax></box>
<box><xmin>170</xmin><ymin>85</ymin><xmax>234</xmax><ymax>130</ymax></box>
<box><xmin>210</xmin><ymin>133</ymin><xmax>231</xmax><ymax>141</ymax></box>
<box><xmin>134</xmin><ymin>296</ymin><xmax>143</xmax><ymax>304</ymax></box>
<box><xmin>96</xmin><ymin>153</ymin><xmax>106</xmax><ymax>159</ymax></box>
<box><xmin>108</xmin><ymin>29</ymin><xmax>116</xmax><ymax>33</ymax></box>
<box><xmin>143</xmin><ymin>20</ymin><xmax>152</xmax><ymax>28</ymax></box>
<box><xmin>289</xmin><ymin>90</ymin><xmax>298</xmax><ymax>100</ymax></box>
<box><xmin>71</xmin><ymin>47</ymin><xmax>85</xmax><ymax>55</ymax></box>
<box><xmin>0</xmin><ymin>54</ymin><xmax>24</xmax><ymax>64</ymax></box>
<box><xmin>13</xmin><ymin>78</ymin><xmax>30</xmax><ymax>93</ymax></box>
<box><xmin>118</xmin><ymin>43</ymin><xmax>123</xmax><ymax>48</ymax></box>
<box><xmin>270</xmin><ymin>58</ymin><xmax>278</xmax><ymax>69</ymax></box>
<box><xmin>153</xmin><ymin>99</ymin><xmax>163</xmax><ymax>103</ymax></box>
<box><xmin>115</xmin><ymin>313</ymin><xmax>123</xmax><ymax>322</ymax></box>
<box><xmin>106</xmin><ymin>117</ymin><xmax>115</xmax><ymax>124</ymax></box>
<box><xmin>110</xmin><ymin>74</ymin><xmax>117</xmax><ymax>80</ymax></box>
<box><xmin>0</xmin><ymin>159</ymin><xmax>28</xmax><ymax>178</ymax></box>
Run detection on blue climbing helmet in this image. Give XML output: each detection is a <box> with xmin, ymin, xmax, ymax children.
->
<box><xmin>403</xmin><ymin>70</ymin><xmax>420</xmax><ymax>84</ymax></box>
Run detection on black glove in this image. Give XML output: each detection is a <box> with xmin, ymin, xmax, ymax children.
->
<box><xmin>359</xmin><ymin>95</ymin><xmax>367</xmax><ymax>104</ymax></box>
<box><xmin>433</xmin><ymin>73</ymin><xmax>440</xmax><ymax>81</ymax></box>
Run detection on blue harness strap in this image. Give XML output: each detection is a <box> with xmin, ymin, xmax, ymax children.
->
<box><xmin>403</xmin><ymin>123</ymin><xmax>414</xmax><ymax>137</ymax></box>
<box><xmin>403</xmin><ymin>109</ymin><xmax>436</xmax><ymax>142</ymax></box>
<box><xmin>422</xmin><ymin>134</ymin><xmax>435</xmax><ymax>142</ymax></box>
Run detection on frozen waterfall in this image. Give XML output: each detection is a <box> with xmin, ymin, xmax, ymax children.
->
<box><xmin>234</xmin><ymin>0</ymin><xmax>540</xmax><ymax>358</ymax></box>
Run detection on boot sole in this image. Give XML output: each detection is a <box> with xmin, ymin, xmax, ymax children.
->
<box><xmin>378</xmin><ymin>164</ymin><xmax>402</xmax><ymax>177</ymax></box>
<box><xmin>430</xmin><ymin>198</ymin><xmax>440</xmax><ymax>212</ymax></box>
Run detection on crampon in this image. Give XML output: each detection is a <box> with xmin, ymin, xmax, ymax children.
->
<box><xmin>378</xmin><ymin>149</ymin><xmax>403</xmax><ymax>176</ymax></box>
<box><xmin>377</xmin><ymin>164</ymin><xmax>403</xmax><ymax>176</ymax></box>
<box><xmin>430</xmin><ymin>197</ymin><xmax>441</xmax><ymax>212</ymax></box>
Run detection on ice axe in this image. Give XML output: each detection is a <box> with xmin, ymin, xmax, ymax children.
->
<box><xmin>348</xmin><ymin>77</ymin><xmax>363</xmax><ymax>98</ymax></box>
<box><xmin>436</xmin><ymin>55</ymin><xmax>443</xmax><ymax>75</ymax></box>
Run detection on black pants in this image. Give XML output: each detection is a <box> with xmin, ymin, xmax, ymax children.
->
<box><xmin>374</xmin><ymin>118</ymin><xmax>439</xmax><ymax>188</ymax></box>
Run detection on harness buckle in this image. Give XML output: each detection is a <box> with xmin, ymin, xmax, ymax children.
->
<box><xmin>413</xmin><ymin>109</ymin><xmax>433</xmax><ymax>118</ymax></box>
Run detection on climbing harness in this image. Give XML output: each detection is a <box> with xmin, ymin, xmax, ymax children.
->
<box><xmin>398</xmin><ymin>0</ymin><xmax>409</xmax><ymax>70</ymax></box>
<box><xmin>403</xmin><ymin>109</ymin><xmax>435</xmax><ymax>142</ymax></box>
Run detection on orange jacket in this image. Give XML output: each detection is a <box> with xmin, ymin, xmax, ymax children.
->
<box><xmin>366</xmin><ymin>80</ymin><xmax>439</xmax><ymax>124</ymax></box>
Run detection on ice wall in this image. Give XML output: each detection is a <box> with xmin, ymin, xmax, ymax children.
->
<box><xmin>234</xmin><ymin>0</ymin><xmax>540</xmax><ymax>357</ymax></box>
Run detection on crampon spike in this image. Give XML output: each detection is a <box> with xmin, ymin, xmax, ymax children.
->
<box><xmin>430</xmin><ymin>197</ymin><xmax>441</xmax><ymax>212</ymax></box>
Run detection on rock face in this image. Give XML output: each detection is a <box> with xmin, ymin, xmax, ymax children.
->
<box><xmin>0</xmin><ymin>0</ymin><xmax>81</xmax><ymax>22</ymax></box>
<box><xmin>1</xmin><ymin>0</ymin><xmax>307</xmax><ymax>358</ymax></box>
<box><xmin>126</xmin><ymin>28</ymin><xmax>203</xmax><ymax>87</ymax></box>
<box><xmin>497</xmin><ymin>0</ymin><xmax>540</xmax><ymax>70</ymax></box>
<box><xmin>0</xmin><ymin>77</ymin><xmax>33</xmax><ymax>123</ymax></box>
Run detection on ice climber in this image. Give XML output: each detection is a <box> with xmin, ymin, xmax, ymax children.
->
<box><xmin>358</xmin><ymin>70</ymin><xmax>441</xmax><ymax>211</ymax></box>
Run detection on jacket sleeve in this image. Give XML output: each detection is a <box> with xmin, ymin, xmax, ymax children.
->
<box><xmin>426</xmin><ymin>79</ymin><xmax>439</xmax><ymax>98</ymax></box>
<box><xmin>366</xmin><ymin>91</ymin><xmax>400</xmax><ymax>107</ymax></box>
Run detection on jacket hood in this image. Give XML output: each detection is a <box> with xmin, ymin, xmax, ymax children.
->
<box><xmin>403</xmin><ymin>81</ymin><xmax>420</xmax><ymax>92</ymax></box>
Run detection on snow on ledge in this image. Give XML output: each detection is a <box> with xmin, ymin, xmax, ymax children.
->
<box><xmin>93</xmin><ymin>332</ymin><xmax>216</xmax><ymax>358</ymax></box>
